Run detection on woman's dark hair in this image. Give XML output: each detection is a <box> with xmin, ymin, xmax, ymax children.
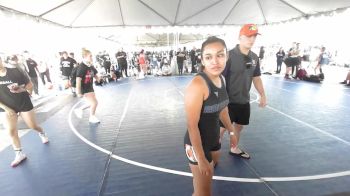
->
<box><xmin>199</xmin><ymin>36</ymin><xmax>227</xmax><ymax>71</ymax></box>
<box><xmin>200</xmin><ymin>36</ymin><xmax>226</xmax><ymax>59</ymax></box>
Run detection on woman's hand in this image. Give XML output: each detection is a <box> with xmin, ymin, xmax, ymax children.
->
<box><xmin>8</xmin><ymin>84</ymin><xmax>26</xmax><ymax>94</ymax></box>
<box><xmin>198</xmin><ymin>158</ymin><xmax>212</xmax><ymax>176</ymax></box>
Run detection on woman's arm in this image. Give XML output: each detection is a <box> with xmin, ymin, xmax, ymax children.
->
<box><xmin>219</xmin><ymin>107</ymin><xmax>238</xmax><ymax>145</ymax></box>
<box><xmin>185</xmin><ymin>77</ymin><xmax>207</xmax><ymax>164</ymax></box>
<box><xmin>219</xmin><ymin>107</ymin><xmax>235</xmax><ymax>134</ymax></box>
<box><xmin>76</xmin><ymin>77</ymin><xmax>82</xmax><ymax>97</ymax></box>
<box><xmin>24</xmin><ymin>81</ymin><xmax>33</xmax><ymax>95</ymax></box>
<box><xmin>9</xmin><ymin>81</ymin><xmax>33</xmax><ymax>95</ymax></box>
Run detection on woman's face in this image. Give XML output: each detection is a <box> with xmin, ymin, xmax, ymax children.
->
<box><xmin>201</xmin><ymin>42</ymin><xmax>227</xmax><ymax>76</ymax></box>
<box><xmin>84</xmin><ymin>53</ymin><xmax>93</xmax><ymax>64</ymax></box>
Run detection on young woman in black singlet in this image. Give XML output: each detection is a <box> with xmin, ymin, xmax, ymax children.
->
<box><xmin>184</xmin><ymin>37</ymin><xmax>237</xmax><ymax>196</ymax></box>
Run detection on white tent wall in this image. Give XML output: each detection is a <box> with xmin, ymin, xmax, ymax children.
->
<box><xmin>0</xmin><ymin>9</ymin><xmax>121</xmax><ymax>62</ymax></box>
<box><xmin>1</xmin><ymin>6</ymin><xmax>349</xmax><ymax>66</ymax></box>
<box><xmin>257</xmin><ymin>8</ymin><xmax>350</xmax><ymax>68</ymax></box>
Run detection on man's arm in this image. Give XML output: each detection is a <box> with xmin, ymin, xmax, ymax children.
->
<box><xmin>252</xmin><ymin>76</ymin><xmax>266</xmax><ymax>107</ymax></box>
<box><xmin>116</xmin><ymin>52</ymin><xmax>124</xmax><ymax>59</ymax></box>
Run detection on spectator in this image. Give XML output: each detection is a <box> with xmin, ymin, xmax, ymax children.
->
<box><xmin>340</xmin><ymin>71</ymin><xmax>350</xmax><ymax>86</ymax></box>
<box><xmin>276</xmin><ymin>47</ymin><xmax>285</xmax><ymax>74</ymax></box>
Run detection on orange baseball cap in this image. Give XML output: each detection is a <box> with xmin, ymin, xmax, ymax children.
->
<box><xmin>239</xmin><ymin>24</ymin><xmax>260</xmax><ymax>36</ymax></box>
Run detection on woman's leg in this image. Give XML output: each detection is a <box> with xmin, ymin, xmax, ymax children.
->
<box><xmin>20</xmin><ymin>110</ymin><xmax>43</xmax><ymax>133</ymax></box>
<box><xmin>285</xmin><ymin>66</ymin><xmax>291</xmax><ymax>78</ymax></box>
<box><xmin>46</xmin><ymin>69</ymin><xmax>52</xmax><ymax>83</ymax></box>
<box><xmin>4</xmin><ymin>112</ymin><xmax>20</xmax><ymax>150</ymax></box>
<box><xmin>4</xmin><ymin>112</ymin><xmax>28</xmax><ymax>167</ymax></box>
<box><xmin>31</xmin><ymin>77</ymin><xmax>39</xmax><ymax>95</ymax></box>
<box><xmin>211</xmin><ymin>150</ymin><xmax>221</xmax><ymax>167</ymax></box>
<box><xmin>291</xmin><ymin>65</ymin><xmax>295</xmax><ymax>76</ymax></box>
<box><xmin>39</xmin><ymin>73</ymin><xmax>46</xmax><ymax>85</ymax></box>
<box><xmin>314</xmin><ymin>65</ymin><xmax>320</xmax><ymax>74</ymax></box>
<box><xmin>21</xmin><ymin>109</ymin><xmax>49</xmax><ymax>143</ymax></box>
<box><xmin>189</xmin><ymin>163</ymin><xmax>213</xmax><ymax>196</ymax></box>
<box><xmin>346</xmin><ymin>72</ymin><xmax>350</xmax><ymax>81</ymax></box>
<box><xmin>277</xmin><ymin>62</ymin><xmax>282</xmax><ymax>73</ymax></box>
<box><xmin>84</xmin><ymin>92</ymin><xmax>98</xmax><ymax>116</ymax></box>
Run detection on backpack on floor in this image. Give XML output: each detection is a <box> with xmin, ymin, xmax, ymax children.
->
<box><xmin>318</xmin><ymin>73</ymin><xmax>325</xmax><ymax>80</ymax></box>
<box><xmin>296</xmin><ymin>69</ymin><xmax>307</xmax><ymax>80</ymax></box>
<box><xmin>304</xmin><ymin>75</ymin><xmax>321</xmax><ymax>83</ymax></box>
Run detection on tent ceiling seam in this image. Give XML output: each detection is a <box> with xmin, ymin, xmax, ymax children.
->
<box><xmin>117</xmin><ymin>0</ymin><xmax>124</xmax><ymax>26</ymax></box>
<box><xmin>177</xmin><ymin>0</ymin><xmax>225</xmax><ymax>25</ymax></box>
<box><xmin>222</xmin><ymin>0</ymin><xmax>241</xmax><ymax>24</ymax></box>
<box><xmin>138</xmin><ymin>0</ymin><xmax>172</xmax><ymax>25</ymax></box>
<box><xmin>173</xmin><ymin>0</ymin><xmax>181</xmax><ymax>25</ymax></box>
<box><xmin>69</xmin><ymin>0</ymin><xmax>95</xmax><ymax>27</ymax></box>
<box><xmin>278</xmin><ymin>0</ymin><xmax>306</xmax><ymax>16</ymax></box>
<box><xmin>257</xmin><ymin>0</ymin><xmax>267</xmax><ymax>24</ymax></box>
<box><xmin>0</xmin><ymin>4</ymin><xmax>67</xmax><ymax>28</ymax></box>
<box><xmin>39</xmin><ymin>0</ymin><xmax>75</xmax><ymax>17</ymax></box>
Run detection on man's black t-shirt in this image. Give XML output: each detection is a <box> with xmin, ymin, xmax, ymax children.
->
<box><xmin>177</xmin><ymin>51</ymin><xmax>186</xmax><ymax>65</ymax></box>
<box><xmin>76</xmin><ymin>62</ymin><xmax>98</xmax><ymax>94</ymax></box>
<box><xmin>70</xmin><ymin>65</ymin><xmax>80</xmax><ymax>88</ymax></box>
<box><xmin>60</xmin><ymin>57</ymin><xmax>76</xmax><ymax>77</ymax></box>
<box><xmin>116</xmin><ymin>51</ymin><xmax>127</xmax><ymax>65</ymax></box>
<box><xmin>0</xmin><ymin>68</ymin><xmax>33</xmax><ymax>112</ymax></box>
<box><xmin>26</xmin><ymin>59</ymin><xmax>38</xmax><ymax>77</ymax></box>
<box><xmin>101</xmin><ymin>54</ymin><xmax>111</xmax><ymax>67</ymax></box>
<box><xmin>223</xmin><ymin>44</ymin><xmax>261</xmax><ymax>104</ymax></box>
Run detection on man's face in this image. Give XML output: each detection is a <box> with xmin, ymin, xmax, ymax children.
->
<box><xmin>63</xmin><ymin>53</ymin><xmax>68</xmax><ymax>59</ymax></box>
<box><xmin>239</xmin><ymin>34</ymin><xmax>257</xmax><ymax>49</ymax></box>
<box><xmin>23</xmin><ymin>53</ymin><xmax>30</xmax><ymax>59</ymax></box>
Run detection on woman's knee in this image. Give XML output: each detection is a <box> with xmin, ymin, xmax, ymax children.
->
<box><xmin>30</xmin><ymin>124</ymin><xmax>42</xmax><ymax>131</ymax></box>
<box><xmin>8</xmin><ymin>128</ymin><xmax>18</xmax><ymax>138</ymax></box>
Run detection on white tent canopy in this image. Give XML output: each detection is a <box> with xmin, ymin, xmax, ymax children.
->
<box><xmin>0</xmin><ymin>0</ymin><xmax>350</xmax><ymax>28</ymax></box>
<box><xmin>1</xmin><ymin>0</ymin><xmax>350</xmax><ymax>57</ymax></box>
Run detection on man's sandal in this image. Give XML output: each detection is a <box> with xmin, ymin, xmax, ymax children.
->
<box><xmin>229</xmin><ymin>150</ymin><xmax>250</xmax><ymax>159</ymax></box>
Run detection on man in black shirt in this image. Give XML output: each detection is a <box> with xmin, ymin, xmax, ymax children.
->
<box><xmin>101</xmin><ymin>51</ymin><xmax>111</xmax><ymax>74</ymax></box>
<box><xmin>220</xmin><ymin>24</ymin><xmax>267</xmax><ymax>159</ymax></box>
<box><xmin>176</xmin><ymin>48</ymin><xmax>186</xmax><ymax>75</ymax></box>
<box><xmin>116</xmin><ymin>48</ymin><xmax>128</xmax><ymax>77</ymax></box>
<box><xmin>23</xmin><ymin>51</ymin><xmax>39</xmax><ymax>96</ymax></box>
<box><xmin>190</xmin><ymin>47</ymin><xmax>197</xmax><ymax>73</ymax></box>
<box><xmin>60</xmin><ymin>51</ymin><xmax>76</xmax><ymax>90</ymax></box>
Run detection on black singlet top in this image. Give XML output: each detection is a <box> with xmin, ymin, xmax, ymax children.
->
<box><xmin>184</xmin><ymin>72</ymin><xmax>229</xmax><ymax>149</ymax></box>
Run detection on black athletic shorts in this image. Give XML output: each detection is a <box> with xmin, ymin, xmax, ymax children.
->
<box><xmin>82</xmin><ymin>86</ymin><xmax>94</xmax><ymax>95</ymax></box>
<box><xmin>184</xmin><ymin>142</ymin><xmax>221</xmax><ymax>165</ymax></box>
<box><xmin>220</xmin><ymin>102</ymin><xmax>250</xmax><ymax>126</ymax></box>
